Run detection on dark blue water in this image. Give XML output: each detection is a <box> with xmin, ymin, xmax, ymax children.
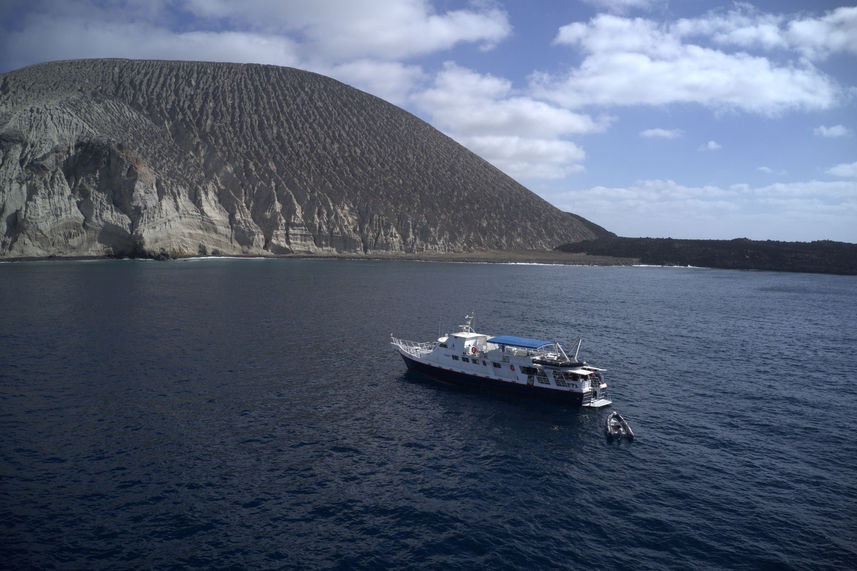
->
<box><xmin>1</xmin><ymin>259</ymin><xmax>856</xmax><ymax>569</ymax></box>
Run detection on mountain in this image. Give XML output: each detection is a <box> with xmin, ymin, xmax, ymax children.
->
<box><xmin>0</xmin><ymin>59</ymin><xmax>610</xmax><ymax>259</ymax></box>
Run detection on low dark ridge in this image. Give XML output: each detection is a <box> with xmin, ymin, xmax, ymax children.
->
<box><xmin>556</xmin><ymin>237</ymin><xmax>857</xmax><ymax>275</ymax></box>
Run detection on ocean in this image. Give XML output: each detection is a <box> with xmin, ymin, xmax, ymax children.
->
<box><xmin>1</xmin><ymin>258</ymin><xmax>855</xmax><ymax>569</ymax></box>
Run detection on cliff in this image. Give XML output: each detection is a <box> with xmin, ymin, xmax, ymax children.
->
<box><xmin>0</xmin><ymin>59</ymin><xmax>610</xmax><ymax>259</ymax></box>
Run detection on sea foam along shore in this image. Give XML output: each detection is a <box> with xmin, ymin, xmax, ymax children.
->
<box><xmin>1</xmin><ymin>249</ymin><xmax>639</xmax><ymax>267</ymax></box>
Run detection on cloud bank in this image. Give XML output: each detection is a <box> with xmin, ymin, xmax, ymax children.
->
<box><xmin>541</xmin><ymin>11</ymin><xmax>845</xmax><ymax>114</ymax></box>
<box><xmin>554</xmin><ymin>178</ymin><xmax>857</xmax><ymax>242</ymax></box>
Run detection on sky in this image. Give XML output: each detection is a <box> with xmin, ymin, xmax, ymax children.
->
<box><xmin>1</xmin><ymin>0</ymin><xmax>856</xmax><ymax>242</ymax></box>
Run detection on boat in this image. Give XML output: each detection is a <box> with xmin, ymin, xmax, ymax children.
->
<box><xmin>391</xmin><ymin>313</ymin><xmax>612</xmax><ymax>407</ymax></box>
<box><xmin>605</xmin><ymin>411</ymin><xmax>634</xmax><ymax>439</ymax></box>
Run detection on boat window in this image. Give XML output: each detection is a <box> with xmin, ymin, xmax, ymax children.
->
<box><xmin>439</xmin><ymin>343</ymin><xmax>447</xmax><ymax>348</ymax></box>
<box><xmin>492</xmin><ymin>362</ymin><xmax>501</xmax><ymax>368</ymax></box>
<box><xmin>452</xmin><ymin>355</ymin><xmax>459</xmax><ymax>361</ymax></box>
<box><xmin>483</xmin><ymin>360</ymin><xmax>487</xmax><ymax>366</ymax></box>
<box><xmin>462</xmin><ymin>357</ymin><xmax>469</xmax><ymax>362</ymax></box>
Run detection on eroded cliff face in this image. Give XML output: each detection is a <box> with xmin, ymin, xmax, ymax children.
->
<box><xmin>0</xmin><ymin>59</ymin><xmax>610</xmax><ymax>258</ymax></box>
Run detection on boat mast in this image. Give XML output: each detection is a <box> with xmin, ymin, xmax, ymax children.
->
<box><xmin>556</xmin><ymin>341</ymin><xmax>571</xmax><ymax>362</ymax></box>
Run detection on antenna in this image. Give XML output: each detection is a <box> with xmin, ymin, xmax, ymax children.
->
<box><xmin>459</xmin><ymin>311</ymin><xmax>475</xmax><ymax>332</ymax></box>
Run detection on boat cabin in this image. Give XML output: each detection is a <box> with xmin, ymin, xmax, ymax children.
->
<box><xmin>443</xmin><ymin>332</ymin><xmax>488</xmax><ymax>355</ymax></box>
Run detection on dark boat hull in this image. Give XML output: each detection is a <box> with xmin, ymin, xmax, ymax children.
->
<box><xmin>401</xmin><ymin>353</ymin><xmax>587</xmax><ymax>405</ymax></box>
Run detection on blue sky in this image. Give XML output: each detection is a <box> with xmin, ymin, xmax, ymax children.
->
<box><xmin>2</xmin><ymin>0</ymin><xmax>855</xmax><ymax>242</ymax></box>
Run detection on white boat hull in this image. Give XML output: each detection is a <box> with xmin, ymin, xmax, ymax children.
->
<box><xmin>394</xmin><ymin>344</ymin><xmax>611</xmax><ymax>407</ymax></box>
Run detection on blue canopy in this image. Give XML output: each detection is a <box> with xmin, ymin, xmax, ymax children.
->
<box><xmin>488</xmin><ymin>335</ymin><xmax>554</xmax><ymax>349</ymax></box>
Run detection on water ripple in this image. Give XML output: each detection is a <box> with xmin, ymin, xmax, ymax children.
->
<box><xmin>1</xmin><ymin>261</ymin><xmax>855</xmax><ymax>568</ymax></box>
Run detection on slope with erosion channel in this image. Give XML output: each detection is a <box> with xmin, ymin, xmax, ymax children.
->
<box><xmin>0</xmin><ymin>59</ymin><xmax>611</xmax><ymax>258</ymax></box>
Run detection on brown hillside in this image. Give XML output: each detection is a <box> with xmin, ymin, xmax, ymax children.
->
<box><xmin>0</xmin><ymin>59</ymin><xmax>610</xmax><ymax>258</ymax></box>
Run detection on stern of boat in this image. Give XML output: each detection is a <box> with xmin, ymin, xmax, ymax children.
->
<box><xmin>583</xmin><ymin>369</ymin><xmax>612</xmax><ymax>408</ymax></box>
<box><xmin>587</xmin><ymin>395</ymin><xmax>612</xmax><ymax>408</ymax></box>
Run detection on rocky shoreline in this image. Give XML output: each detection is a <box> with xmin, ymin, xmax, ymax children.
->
<box><xmin>1</xmin><ymin>249</ymin><xmax>636</xmax><ymax>266</ymax></box>
<box><xmin>556</xmin><ymin>237</ymin><xmax>857</xmax><ymax>275</ymax></box>
<box><xmin>6</xmin><ymin>241</ymin><xmax>855</xmax><ymax>275</ymax></box>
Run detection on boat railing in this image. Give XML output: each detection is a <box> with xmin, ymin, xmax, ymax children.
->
<box><xmin>533</xmin><ymin>348</ymin><xmax>560</xmax><ymax>360</ymax></box>
<box><xmin>391</xmin><ymin>336</ymin><xmax>438</xmax><ymax>357</ymax></box>
<box><xmin>496</xmin><ymin>343</ymin><xmax>562</xmax><ymax>360</ymax></box>
<box><xmin>529</xmin><ymin>346</ymin><xmax>573</xmax><ymax>362</ymax></box>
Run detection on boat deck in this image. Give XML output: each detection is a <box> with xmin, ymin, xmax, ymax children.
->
<box><xmin>588</xmin><ymin>397</ymin><xmax>613</xmax><ymax>408</ymax></box>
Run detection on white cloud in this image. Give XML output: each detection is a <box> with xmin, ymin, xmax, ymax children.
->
<box><xmin>554</xmin><ymin>16</ymin><xmax>679</xmax><ymax>57</ymax></box>
<box><xmin>541</xmin><ymin>13</ymin><xmax>841</xmax><ymax>115</ymax></box>
<box><xmin>552</xmin><ymin>178</ymin><xmax>857</xmax><ymax>241</ymax></box>
<box><xmin>181</xmin><ymin>0</ymin><xmax>512</xmax><ymax>60</ymax></box>
<box><xmin>456</xmin><ymin>135</ymin><xmax>586</xmax><ymax>180</ymax></box>
<box><xmin>1</xmin><ymin>17</ymin><xmax>302</xmax><ymax>71</ymax></box>
<box><xmin>675</xmin><ymin>5</ymin><xmax>857</xmax><ymax>61</ymax></box>
<box><xmin>324</xmin><ymin>60</ymin><xmax>425</xmax><ymax>106</ymax></box>
<box><xmin>757</xmin><ymin>166</ymin><xmax>787</xmax><ymax>176</ymax></box>
<box><xmin>699</xmin><ymin>140</ymin><xmax>722</xmax><ymax>151</ymax></box>
<box><xmin>674</xmin><ymin>4</ymin><xmax>788</xmax><ymax>51</ymax></box>
<box><xmin>414</xmin><ymin>63</ymin><xmax>606</xmax><ymax>138</ymax></box>
<box><xmin>412</xmin><ymin>62</ymin><xmax>607</xmax><ymax>179</ymax></box>
<box><xmin>827</xmin><ymin>161</ymin><xmax>857</xmax><ymax>178</ymax></box>
<box><xmin>580</xmin><ymin>0</ymin><xmax>664</xmax><ymax>14</ymax></box>
<box><xmin>814</xmin><ymin>124</ymin><xmax>851</xmax><ymax>138</ymax></box>
<box><xmin>640</xmin><ymin>128</ymin><xmax>682</xmax><ymax>139</ymax></box>
<box><xmin>787</xmin><ymin>6</ymin><xmax>857</xmax><ymax>60</ymax></box>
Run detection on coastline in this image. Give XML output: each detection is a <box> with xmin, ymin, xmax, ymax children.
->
<box><xmin>557</xmin><ymin>237</ymin><xmax>857</xmax><ymax>276</ymax></box>
<box><xmin>0</xmin><ymin>250</ymin><xmax>638</xmax><ymax>267</ymax></box>
<box><xmin>4</xmin><ymin>246</ymin><xmax>854</xmax><ymax>274</ymax></box>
